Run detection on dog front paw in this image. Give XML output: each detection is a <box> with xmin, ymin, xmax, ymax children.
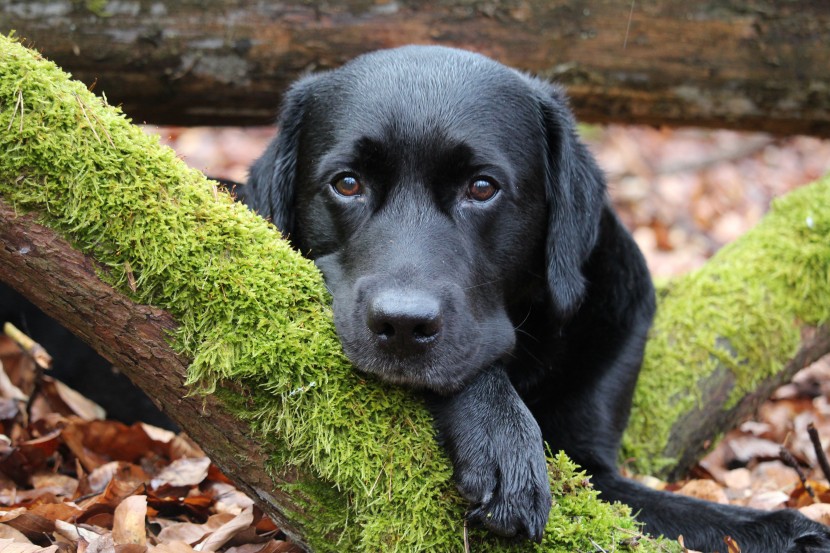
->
<box><xmin>458</xmin><ymin>439</ymin><xmax>551</xmax><ymax>542</ymax></box>
<box><xmin>427</xmin><ymin>366</ymin><xmax>552</xmax><ymax>542</ymax></box>
<box><xmin>447</xmin><ymin>403</ymin><xmax>552</xmax><ymax>543</ymax></box>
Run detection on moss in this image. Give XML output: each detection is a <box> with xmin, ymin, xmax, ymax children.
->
<box><xmin>0</xmin><ymin>35</ymin><xmax>678</xmax><ymax>551</ymax></box>
<box><xmin>623</xmin><ymin>176</ymin><xmax>830</xmax><ymax>475</ymax></box>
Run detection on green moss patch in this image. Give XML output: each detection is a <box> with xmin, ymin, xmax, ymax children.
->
<box><xmin>623</xmin><ymin>176</ymin><xmax>830</xmax><ymax>475</ymax></box>
<box><xmin>0</xmin><ymin>35</ymin><xmax>675</xmax><ymax>551</ymax></box>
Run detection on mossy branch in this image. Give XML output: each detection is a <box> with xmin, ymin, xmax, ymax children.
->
<box><xmin>0</xmin><ymin>35</ymin><xmax>677</xmax><ymax>552</ymax></box>
<box><xmin>623</xmin><ymin>177</ymin><xmax>830</xmax><ymax>478</ymax></box>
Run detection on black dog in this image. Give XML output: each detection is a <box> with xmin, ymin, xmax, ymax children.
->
<box><xmin>245</xmin><ymin>46</ymin><xmax>830</xmax><ymax>552</ymax></box>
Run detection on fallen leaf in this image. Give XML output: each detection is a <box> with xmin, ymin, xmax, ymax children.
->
<box><xmin>676</xmin><ymin>479</ymin><xmax>729</xmax><ymax>504</ymax></box>
<box><xmin>54</xmin><ymin>519</ymin><xmax>102</xmax><ymax>543</ymax></box>
<box><xmin>87</xmin><ymin>462</ymin><xmax>149</xmax><ymax>495</ymax></box>
<box><xmin>157</xmin><ymin>514</ymin><xmax>235</xmax><ymax>545</ymax></box>
<box><xmin>0</xmin><ymin>525</ymin><xmax>29</xmax><ymax>543</ymax></box>
<box><xmin>195</xmin><ymin>507</ymin><xmax>254</xmax><ymax>552</ymax></box>
<box><xmin>30</xmin><ymin>472</ymin><xmax>79</xmax><ymax>498</ymax></box>
<box><xmin>724</xmin><ymin>535</ymin><xmax>742</xmax><ymax>553</ymax></box>
<box><xmin>83</xmin><ymin>532</ymin><xmax>115</xmax><ymax>553</ymax></box>
<box><xmin>51</xmin><ymin>380</ymin><xmax>106</xmax><ymax>421</ymax></box>
<box><xmin>0</xmin><ymin>537</ymin><xmax>58</xmax><ymax>552</ymax></box>
<box><xmin>149</xmin><ymin>541</ymin><xmax>197</xmax><ymax>553</ymax></box>
<box><xmin>799</xmin><ymin>503</ymin><xmax>830</xmax><ymax>525</ymax></box>
<box><xmin>0</xmin><ymin>513</ymin><xmax>54</xmax><ymax>543</ymax></box>
<box><xmin>112</xmin><ymin>495</ymin><xmax>147</xmax><ymax>546</ymax></box>
<box><xmin>151</xmin><ymin>457</ymin><xmax>210</xmax><ymax>489</ymax></box>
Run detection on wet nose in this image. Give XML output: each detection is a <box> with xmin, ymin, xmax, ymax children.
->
<box><xmin>366</xmin><ymin>290</ymin><xmax>443</xmax><ymax>352</ymax></box>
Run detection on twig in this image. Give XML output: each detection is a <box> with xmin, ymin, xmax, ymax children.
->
<box><xmin>3</xmin><ymin>322</ymin><xmax>52</xmax><ymax>369</ymax></box>
<box><xmin>462</xmin><ymin>517</ymin><xmax>471</xmax><ymax>553</ymax></box>
<box><xmin>590</xmin><ymin>537</ymin><xmax>609</xmax><ymax>552</ymax></box>
<box><xmin>807</xmin><ymin>423</ymin><xmax>830</xmax><ymax>483</ymax></box>
<box><xmin>75</xmin><ymin>93</ymin><xmax>101</xmax><ymax>143</ymax></box>
<box><xmin>7</xmin><ymin>89</ymin><xmax>23</xmax><ymax>132</ymax></box>
<box><xmin>779</xmin><ymin>446</ymin><xmax>815</xmax><ymax>499</ymax></box>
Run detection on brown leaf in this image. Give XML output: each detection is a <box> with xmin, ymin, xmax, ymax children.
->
<box><xmin>86</xmin><ymin>462</ymin><xmax>149</xmax><ymax>496</ymax></box>
<box><xmin>112</xmin><ymin>496</ymin><xmax>147</xmax><ymax>546</ymax></box>
<box><xmin>0</xmin><ymin>524</ymin><xmax>30</xmax><ymax>543</ymax></box>
<box><xmin>77</xmin><ymin>471</ymin><xmax>145</xmax><ymax>520</ymax></box>
<box><xmin>62</xmin><ymin>421</ymin><xmax>158</xmax><ymax>471</ymax></box>
<box><xmin>799</xmin><ymin>503</ymin><xmax>830</xmax><ymax>525</ymax></box>
<box><xmin>148</xmin><ymin>541</ymin><xmax>196</xmax><ymax>553</ymax></box>
<box><xmin>1</xmin><ymin>512</ymin><xmax>54</xmax><ymax>543</ymax></box>
<box><xmin>51</xmin><ymin>380</ymin><xmax>106</xmax><ymax>421</ymax></box>
<box><xmin>28</xmin><ymin>501</ymin><xmax>84</xmax><ymax>523</ymax></box>
<box><xmin>167</xmin><ymin>435</ymin><xmax>205</xmax><ymax>461</ymax></box>
<box><xmin>53</xmin><ymin>519</ymin><xmax>102</xmax><ymax>544</ymax></box>
<box><xmin>196</xmin><ymin>507</ymin><xmax>254</xmax><ymax>552</ymax></box>
<box><xmin>724</xmin><ymin>535</ymin><xmax>742</xmax><ymax>553</ymax></box>
<box><xmin>30</xmin><ymin>473</ymin><xmax>79</xmax><ymax>499</ymax></box>
<box><xmin>157</xmin><ymin>514</ymin><xmax>235</xmax><ymax>545</ymax></box>
<box><xmin>675</xmin><ymin>479</ymin><xmax>729</xmax><ymax>505</ymax></box>
<box><xmin>0</xmin><ymin>537</ymin><xmax>58</xmax><ymax>552</ymax></box>
<box><xmin>150</xmin><ymin>458</ymin><xmax>210</xmax><ymax>490</ymax></box>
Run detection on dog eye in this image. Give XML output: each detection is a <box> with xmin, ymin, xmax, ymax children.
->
<box><xmin>467</xmin><ymin>178</ymin><xmax>499</xmax><ymax>202</ymax></box>
<box><xmin>331</xmin><ymin>174</ymin><xmax>363</xmax><ymax>197</ymax></box>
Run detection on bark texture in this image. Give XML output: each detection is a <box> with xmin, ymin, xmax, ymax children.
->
<box><xmin>0</xmin><ymin>202</ymin><xmax>314</xmax><ymax>551</ymax></box>
<box><xmin>1</xmin><ymin>0</ymin><xmax>829</xmax><ymax>135</ymax></box>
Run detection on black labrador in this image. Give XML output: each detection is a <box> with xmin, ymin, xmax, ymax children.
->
<box><xmin>244</xmin><ymin>46</ymin><xmax>830</xmax><ymax>552</ymax></box>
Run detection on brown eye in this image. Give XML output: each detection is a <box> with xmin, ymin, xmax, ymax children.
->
<box><xmin>332</xmin><ymin>174</ymin><xmax>363</xmax><ymax>197</ymax></box>
<box><xmin>467</xmin><ymin>178</ymin><xmax>499</xmax><ymax>202</ymax></box>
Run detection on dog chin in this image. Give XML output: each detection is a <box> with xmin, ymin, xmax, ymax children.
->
<box><xmin>340</xmin><ymin>345</ymin><xmax>485</xmax><ymax>394</ymax></box>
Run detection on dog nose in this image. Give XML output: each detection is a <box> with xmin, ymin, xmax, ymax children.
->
<box><xmin>367</xmin><ymin>290</ymin><xmax>442</xmax><ymax>350</ymax></box>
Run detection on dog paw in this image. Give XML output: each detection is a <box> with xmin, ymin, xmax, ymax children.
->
<box><xmin>454</xmin><ymin>429</ymin><xmax>552</xmax><ymax>542</ymax></box>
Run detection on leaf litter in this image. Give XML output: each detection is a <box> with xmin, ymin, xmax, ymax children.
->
<box><xmin>0</xmin><ymin>334</ymin><xmax>301</xmax><ymax>553</ymax></box>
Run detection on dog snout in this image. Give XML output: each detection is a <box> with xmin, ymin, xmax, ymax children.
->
<box><xmin>366</xmin><ymin>290</ymin><xmax>443</xmax><ymax>352</ymax></box>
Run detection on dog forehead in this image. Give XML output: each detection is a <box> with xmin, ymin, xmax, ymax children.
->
<box><xmin>315</xmin><ymin>46</ymin><xmax>541</xmax><ymax>143</ymax></box>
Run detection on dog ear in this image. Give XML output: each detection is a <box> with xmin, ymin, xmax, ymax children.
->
<box><xmin>534</xmin><ymin>82</ymin><xmax>606</xmax><ymax>319</ymax></box>
<box><xmin>246</xmin><ymin>75</ymin><xmax>319</xmax><ymax>236</ymax></box>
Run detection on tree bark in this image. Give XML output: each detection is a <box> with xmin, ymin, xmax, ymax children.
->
<box><xmin>0</xmin><ymin>202</ymin><xmax>315</xmax><ymax>551</ymax></box>
<box><xmin>1</xmin><ymin>0</ymin><xmax>829</xmax><ymax>136</ymax></box>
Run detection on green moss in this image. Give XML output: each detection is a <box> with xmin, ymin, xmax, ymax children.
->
<box><xmin>623</xmin><ymin>177</ymin><xmax>830</xmax><ymax>475</ymax></box>
<box><xmin>0</xmin><ymin>35</ymin><xmax>677</xmax><ymax>551</ymax></box>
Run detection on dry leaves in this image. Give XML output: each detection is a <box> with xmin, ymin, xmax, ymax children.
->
<box><xmin>0</xmin><ymin>336</ymin><xmax>300</xmax><ymax>553</ymax></box>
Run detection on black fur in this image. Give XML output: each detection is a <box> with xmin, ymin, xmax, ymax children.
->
<box><xmin>246</xmin><ymin>46</ymin><xmax>830</xmax><ymax>551</ymax></box>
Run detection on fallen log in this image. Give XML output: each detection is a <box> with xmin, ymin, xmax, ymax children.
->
<box><xmin>2</xmin><ymin>1</ymin><xmax>829</xmax><ymax>135</ymax></box>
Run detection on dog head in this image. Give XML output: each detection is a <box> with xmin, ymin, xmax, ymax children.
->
<box><xmin>247</xmin><ymin>46</ymin><xmax>604</xmax><ymax>392</ymax></box>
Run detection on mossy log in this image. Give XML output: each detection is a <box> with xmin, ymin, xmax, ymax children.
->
<box><xmin>2</xmin><ymin>34</ymin><xmax>830</xmax><ymax>552</ymax></box>
<box><xmin>0</xmin><ymin>35</ymin><xmax>675</xmax><ymax>552</ymax></box>
<box><xmin>622</xmin><ymin>185</ymin><xmax>830</xmax><ymax>478</ymax></box>
<box><xmin>2</xmin><ymin>1</ymin><xmax>830</xmax><ymax>136</ymax></box>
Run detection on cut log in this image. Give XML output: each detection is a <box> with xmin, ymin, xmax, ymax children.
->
<box><xmin>1</xmin><ymin>2</ymin><xmax>829</xmax><ymax>135</ymax></box>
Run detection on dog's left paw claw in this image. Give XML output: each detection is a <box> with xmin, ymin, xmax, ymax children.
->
<box><xmin>466</xmin><ymin>478</ymin><xmax>551</xmax><ymax>543</ymax></box>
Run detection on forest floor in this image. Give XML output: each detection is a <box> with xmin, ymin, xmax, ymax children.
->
<box><xmin>1</xmin><ymin>124</ymin><xmax>829</xmax><ymax>552</ymax></box>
